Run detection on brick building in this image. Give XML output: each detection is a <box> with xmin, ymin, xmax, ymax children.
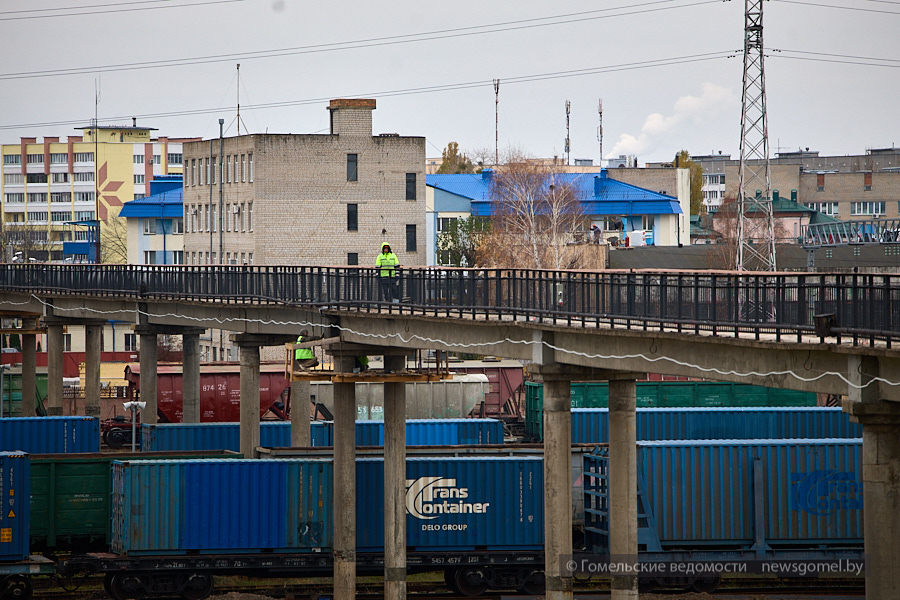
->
<box><xmin>181</xmin><ymin>99</ymin><xmax>426</xmax><ymax>267</ymax></box>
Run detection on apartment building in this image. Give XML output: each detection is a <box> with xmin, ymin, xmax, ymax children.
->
<box><xmin>181</xmin><ymin>99</ymin><xmax>426</xmax><ymax>268</ymax></box>
<box><xmin>1</xmin><ymin>124</ymin><xmax>195</xmax><ymax>262</ymax></box>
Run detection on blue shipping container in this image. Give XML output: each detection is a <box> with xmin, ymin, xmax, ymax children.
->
<box><xmin>584</xmin><ymin>438</ymin><xmax>863</xmax><ymax>553</ymax></box>
<box><xmin>0</xmin><ymin>452</ymin><xmax>30</xmax><ymax>560</ymax></box>
<box><xmin>355</xmin><ymin>419</ymin><xmax>504</xmax><ymax>446</ymax></box>
<box><xmin>140</xmin><ymin>422</ymin><xmax>332</xmax><ymax>452</ymax></box>
<box><xmin>356</xmin><ymin>456</ymin><xmax>543</xmax><ymax>552</ymax></box>
<box><xmin>0</xmin><ymin>417</ymin><xmax>99</xmax><ymax>454</ymax></box>
<box><xmin>111</xmin><ymin>458</ymin><xmax>332</xmax><ymax>555</ymax></box>
<box><xmin>571</xmin><ymin>407</ymin><xmax>861</xmax><ymax>444</ymax></box>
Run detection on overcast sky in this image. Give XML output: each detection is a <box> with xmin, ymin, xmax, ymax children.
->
<box><xmin>2</xmin><ymin>0</ymin><xmax>898</xmax><ymax>165</ymax></box>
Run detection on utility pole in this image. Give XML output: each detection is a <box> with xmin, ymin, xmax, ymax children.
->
<box><xmin>565</xmin><ymin>100</ymin><xmax>571</xmax><ymax>166</ymax></box>
<box><xmin>736</xmin><ymin>0</ymin><xmax>776</xmax><ymax>271</ymax></box>
<box><xmin>493</xmin><ymin>79</ymin><xmax>500</xmax><ymax>166</ymax></box>
<box><xmin>597</xmin><ymin>99</ymin><xmax>603</xmax><ymax>167</ymax></box>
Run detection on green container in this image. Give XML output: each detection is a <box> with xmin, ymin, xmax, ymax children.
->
<box><xmin>524</xmin><ymin>381</ymin><xmax>817</xmax><ymax>441</ymax></box>
<box><xmin>30</xmin><ymin>450</ymin><xmax>241</xmax><ymax>550</ymax></box>
<box><xmin>0</xmin><ymin>372</ymin><xmax>48</xmax><ymax>416</ymax></box>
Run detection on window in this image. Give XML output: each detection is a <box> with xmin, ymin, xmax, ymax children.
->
<box><xmin>50</xmin><ymin>192</ymin><xmax>70</xmax><ymax>203</ymax></box>
<box><xmin>864</xmin><ymin>172</ymin><xmax>873</xmax><ymax>191</ymax></box>
<box><xmin>74</xmin><ymin>211</ymin><xmax>94</xmax><ymax>220</ymax></box>
<box><xmin>406</xmin><ymin>224</ymin><xmax>417</xmax><ymax>252</ymax></box>
<box><xmin>143</xmin><ymin>251</ymin><xmax>158</xmax><ymax>264</ymax></box>
<box><xmin>26</xmin><ymin>173</ymin><xmax>47</xmax><ymax>184</ymax></box>
<box><xmin>247</xmin><ymin>202</ymin><xmax>253</xmax><ymax>231</ymax></box>
<box><xmin>406</xmin><ymin>173</ymin><xmax>416</xmax><ymax>200</ymax></box>
<box><xmin>124</xmin><ymin>333</ymin><xmax>137</xmax><ymax>352</ymax></box>
<box><xmin>143</xmin><ymin>219</ymin><xmax>158</xmax><ymax>234</ymax></box>
<box><xmin>4</xmin><ymin>193</ymin><xmax>24</xmax><ymax>203</ymax></box>
<box><xmin>347</xmin><ymin>203</ymin><xmax>358</xmax><ymax>231</ymax></box>
<box><xmin>134</xmin><ymin>174</ymin><xmax>145</xmax><ymax>184</ymax></box>
<box><xmin>348</xmin><ymin>253</ymin><xmax>358</xmax><ymax>265</ymax></box>
<box><xmin>211</xmin><ymin>206</ymin><xmax>216</xmax><ymax>232</ymax></box>
<box><xmin>210</xmin><ymin>157</ymin><xmax>216</xmax><ymax>184</ymax></box>
<box><xmin>153</xmin><ymin>155</ymin><xmax>161</xmax><ymax>166</ymax></box>
<box><xmin>27</xmin><ymin>192</ymin><xmax>47</xmax><ymax>203</ymax></box>
<box><xmin>172</xmin><ymin>218</ymin><xmax>184</xmax><ymax>234</ymax></box>
<box><xmin>26</xmin><ymin>154</ymin><xmax>43</xmax><ymax>164</ymax></box>
<box><xmin>168</xmin><ymin>153</ymin><xmax>182</xmax><ymax>165</ymax></box>
<box><xmin>816</xmin><ymin>173</ymin><xmax>825</xmax><ymax>192</ymax></box>
<box><xmin>248</xmin><ymin>153</ymin><xmax>253</xmax><ymax>182</ymax></box>
<box><xmin>50</xmin><ymin>153</ymin><xmax>67</xmax><ymax>164</ymax></box>
<box><xmin>191</xmin><ymin>159</ymin><xmax>196</xmax><ymax>186</ymax></box>
<box><xmin>347</xmin><ymin>154</ymin><xmax>358</xmax><ymax>181</ymax></box>
<box><xmin>437</xmin><ymin>217</ymin><xmax>456</xmax><ymax>233</ymax></box>
<box><xmin>240</xmin><ymin>203</ymin><xmax>245</xmax><ymax>231</ymax></box>
<box><xmin>3</xmin><ymin>154</ymin><xmax>21</xmax><ymax>165</ymax></box>
<box><xmin>850</xmin><ymin>201</ymin><xmax>885</xmax><ymax>216</ymax></box>
<box><xmin>4</xmin><ymin>174</ymin><xmax>23</xmax><ymax>184</ymax></box>
<box><xmin>240</xmin><ymin>154</ymin><xmax>245</xmax><ymax>182</ymax></box>
<box><xmin>73</xmin><ymin>171</ymin><xmax>93</xmax><ymax>182</ymax></box>
<box><xmin>134</xmin><ymin>155</ymin><xmax>144</xmax><ymax>164</ymax></box>
<box><xmin>27</xmin><ymin>211</ymin><xmax>48</xmax><ymax>222</ymax></box>
<box><xmin>134</xmin><ymin>194</ymin><xmax>145</xmax><ymax>200</ymax></box>
<box><xmin>51</xmin><ymin>211</ymin><xmax>71</xmax><ymax>222</ymax></box>
<box><xmin>226</xmin><ymin>155</ymin><xmax>232</xmax><ymax>183</ymax></box>
<box><xmin>51</xmin><ymin>173</ymin><xmax>69</xmax><ymax>183</ymax></box>
<box><xmin>172</xmin><ymin>251</ymin><xmax>184</xmax><ymax>264</ymax></box>
<box><xmin>63</xmin><ymin>334</ymin><xmax>72</xmax><ymax>352</ymax></box>
<box><xmin>805</xmin><ymin>202</ymin><xmax>838</xmax><ymax>216</ymax></box>
<box><xmin>74</xmin><ymin>191</ymin><xmax>94</xmax><ymax>202</ymax></box>
<box><xmin>74</xmin><ymin>152</ymin><xmax>93</xmax><ymax>162</ymax></box>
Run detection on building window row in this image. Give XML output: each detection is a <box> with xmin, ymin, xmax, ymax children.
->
<box><xmin>134</xmin><ymin>154</ymin><xmax>144</xmax><ymax>164</ymax></box>
<box><xmin>74</xmin><ymin>152</ymin><xmax>94</xmax><ymax>162</ymax></box>
<box><xmin>27</xmin><ymin>192</ymin><xmax>47</xmax><ymax>203</ymax></box>
<box><xmin>74</xmin><ymin>191</ymin><xmax>95</xmax><ymax>202</ymax></box>
<box><xmin>189</xmin><ymin>251</ymin><xmax>253</xmax><ymax>266</ymax></box>
<box><xmin>4</xmin><ymin>173</ymin><xmax>23</xmax><ymax>184</ymax></box>
<box><xmin>187</xmin><ymin>153</ymin><xmax>252</xmax><ymax>187</ymax></box>
<box><xmin>134</xmin><ymin>174</ymin><xmax>145</xmax><ymax>184</ymax></box>
<box><xmin>74</xmin><ymin>211</ymin><xmax>95</xmax><ymax>221</ymax></box>
<box><xmin>73</xmin><ymin>172</ymin><xmax>94</xmax><ymax>182</ymax></box>
<box><xmin>805</xmin><ymin>202</ymin><xmax>838</xmax><ymax>216</ymax></box>
<box><xmin>186</xmin><ymin>202</ymin><xmax>252</xmax><ymax>233</ymax></box>
<box><xmin>168</xmin><ymin>153</ymin><xmax>183</xmax><ymax>165</ymax></box>
<box><xmin>52</xmin><ymin>173</ymin><xmax>69</xmax><ymax>183</ymax></box>
<box><xmin>27</xmin><ymin>211</ymin><xmax>48</xmax><ymax>222</ymax></box>
<box><xmin>3</xmin><ymin>154</ymin><xmax>21</xmax><ymax>165</ymax></box>
<box><xmin>4</xmin><ymin>193</ymin><xmax>24</xmax><ymax>203</ymax></box>
<box><xmin>51</xmin><ymin>211</ymin><xmax>71</xmax><ymax>222</ymax></box>
<box><xmin>50</xmin><ymin>153</ymin><xmax>67</xmax><ymax>164</ymax></box>
<box><xmin>50</xmin><ymin>192</ymin><xmax>71</xmax><ymax>203</ymax></box>
<box><xmin>850</xmin><ymin>201</ymin><xmax>885</xmax><ymax>216</ymax></box>
<box><xmin>26</xmin><ymin>154</ymin><xmax>43</xmax><ymax>164</ymax></box>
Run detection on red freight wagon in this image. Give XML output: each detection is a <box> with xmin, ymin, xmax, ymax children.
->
<box><xmin>447</xmin><ymin>360</ymin><xmax>525</xmax><ymax>422</ymax></box>
<box><xmin>123</xmin><ymin>362</ymin><xmax>291</xmax><ymax>423</ymax></box>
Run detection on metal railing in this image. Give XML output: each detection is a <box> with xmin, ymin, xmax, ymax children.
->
<box><xmin>802</xmin><ymin>218</ymin><xmax>900</xmax><ymax>247</ymax></box>
<box><xmin>2</xmin><ymin>264</ymin><xmax>898</xmax><ymax>346</ymax></box>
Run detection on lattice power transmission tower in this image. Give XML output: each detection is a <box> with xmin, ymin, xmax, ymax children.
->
<box><xmin>736</xmin><ymin>0</ymin><xmax>777</xmax><ymax>271</ymax></box>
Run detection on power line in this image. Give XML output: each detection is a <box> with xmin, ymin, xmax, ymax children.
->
<box><xmin>776</xmin><ymin>0</ymin><xmax>900</xmax><ymax>15</ymax></box>
<box><xmin>0</xmin><ymin>0</ymin><xmax>246</xmax><ymax>22</ymax></box>
<box><xmin>0</xmin><ymin>0</ymin><xmax>723</xmax><ymax>80</ymax></box>
<box><xmin>0</xmin><ymin>51</ymin><xmax>738</xmax><ymax>131</ymax></box>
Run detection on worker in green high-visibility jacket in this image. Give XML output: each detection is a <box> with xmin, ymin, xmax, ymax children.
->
<box><xmin>375</xmin><ymin>241</ymin><xmax>400</xmax><ymax>302</ymax></box>
<box><xmin>294</xmin><ymin>330</ymin><xmax>318</xmax><ymax>369</ymax></box>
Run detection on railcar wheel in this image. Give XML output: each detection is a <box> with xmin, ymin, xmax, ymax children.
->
<box><xmin>103</xmin><ymin>573</ymin><xmax>114</xmax><ymax>597</ymax></box>
<box><xmin>108</xmin><ymin>573</ymin><xmax>145</xmax><ymax>600</ymax></box>
<box><xmin>180</xmin><ymin>573</ymin><xmax>214</xmax><ymax>600</ymax></box>
<box><xmin>1</xmin><ymin>575</ymin><xmax>32</xmax><ymax>599</ymax></box>
<box><xmin>520</xmin><ymin>570</ymin><xmax>545</xmax><ymax>594</ymax></box>
<box><xmin>453</xmin><ymin>567</ymin><xmax>488</xmax><ymax>597</ymax></box>
<box><xmin>691</xmin><ymin>575</ymin><xmax>721</xmax><ymax>593</ymax></box>
<box><xmin>443</xmin><ymin>569</ymin><xmax>461</xmax><ymax>594</ymax></box>
<box><xmin>104</xmin><ymin>428</ymin><xmax>131</xmax><ymax>448</ymax></box>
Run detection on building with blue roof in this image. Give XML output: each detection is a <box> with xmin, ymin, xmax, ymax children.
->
<box><xmin>118</xmin><ymin>175</ymin><xmax>185</xmax><ymax>264</ymax></box>
<box><xmin>426</xmin><ymin>169</ymin><xmax>687</xmax><ymax>265</ymax></box>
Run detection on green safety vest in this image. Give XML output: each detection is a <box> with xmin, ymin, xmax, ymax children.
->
<box><xmin>376</xmin><ymin>252</ymin><xmax>399</xmax><ymax>278</ymax></box>
<box><xmin>295</xmin><ymin>336</ymin><xmax>314</xmax><ymax>360</ymax></box>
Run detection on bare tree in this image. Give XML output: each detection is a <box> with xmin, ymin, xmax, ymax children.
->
<box><xmin>1</xmin><ymin>224</ymin><xmax>55</xmax><ymax>262</ymax></box>
<box><xmin>480</xmin><ymin>162</ymin><xmax>586</xmax><ymax>269</ymax></box>
<box><xmin>101</xmin><ymin>214</ymin><xmax>129</xmax><ymax>264</ymax></box>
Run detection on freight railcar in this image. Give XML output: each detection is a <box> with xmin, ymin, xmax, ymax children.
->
<box><xmin>524</xmin><ymin>381</ymin><xmax>818</xmax><ymax>440</ymax></box>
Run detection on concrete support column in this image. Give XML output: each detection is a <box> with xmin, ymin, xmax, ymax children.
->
<box><xmin>861</xmin><ymin>423</ymin><xmax>900</xmax><ymax>599</ymax></box>
<box><xmin>333</xmin><ymin>355</ymin><xmax>357</xmax><ymax>600</ymax></box>
<box><xmin>290</xmin><ymin>380</ymin><xmax>311</xmax><ymax>447</ymax></box>
<box><xmin>239</xmin><ymin>344</ymin><xmax>261</xmax><ymax>458</ymax></box>
<box><xmin>182</xmin><ymin>333</ymin><xmax>201</xmax><ymax>423</ymax></box>
<box><xmin>543</xmin><ymin>378</ymin><xmax>573</xmax><ymax>600</ymax></box>
<box><xmin>608</xmin><ymin>379</ymin><xmax>638</xmax><ymax>600</ymax></box>
<box><xmin>46</xmin><ymin>324</ymin><xmax>64</xmax><ymax>416</ymax></box>
<box><xmin>84</xmin><ymin>324</ymin><xmax>102</xmax><ymax>418</ymax></box>
<box><xmin>20</xmin><ymin>319</ymin><xmax>37</xmax><ymax>417</ymax></box>
<box><xmin>139</xmin><ymin>333</ymin><xmax>158</xmax><ymax>424</ymax></box>
<box><xmin>384</xmin><ymin>354</ymin><xmax>407</xmax><ymax>600</ymax></box>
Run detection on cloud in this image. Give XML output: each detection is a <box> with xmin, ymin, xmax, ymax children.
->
<box><xmin>607</xmin><ymin>83</ymin><xmax>737</xmax><ymax>159</ymax></box>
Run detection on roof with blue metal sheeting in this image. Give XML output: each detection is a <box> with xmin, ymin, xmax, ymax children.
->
<box><xmin>428</xmin><ymin>169</ymin><xmax>680</xmax><ymax>216</ymax></box>
<box><xmin>119</xmin><ymin>188</ymin><xmax>183</xmax><ymax>219</ymax></box>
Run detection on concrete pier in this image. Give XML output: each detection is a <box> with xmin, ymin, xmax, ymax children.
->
<box><xmin>543</xmin><ymin>376</ymin><xmax>573</xmax><ymax>600</ymax></box>
<box><xmin>182</xmin><ymin>332</ymin><xmax>201</xmax><ymax>423</ymax></box>
<box><xmin>383</xmin><ymin>354</ymin><xmax>407</xmax><ymax>600</ymax></box>
<box><xmin>84</xmin><ymin>324</ymin><xmax>101</xmax><ymax>418</ymax></box>
<box><xmin>290</xmin><ymin>380</ymin><xmax>311</xmax><ymax>447</ymax></box>
<box><xmin>46</xmin><ymin>323</ymin><xmax>64</xmax><ymax>416</ymax></box>
<box><xmin>138</xmin><ymin>332</ymin><xmax>158</xmax><ymax>424</ymax></box>
<box><xmin>20</xmin><ymin>318</ymin><xmax>37</xmax><ymax>417</ymax></box>
<box><xmin>609</xmin><ymin>378</ymin><xmax>638</xmax><ymax>600</ymax></box>
<box><xmin>238</xmin><ymin>344</ymin><xmax>261</xmax><ymax>458</ymax></box>
<box><xmin>333</xmin><ymin>355</ymin><xmax>357</xmax><ymax>600</ymax></box>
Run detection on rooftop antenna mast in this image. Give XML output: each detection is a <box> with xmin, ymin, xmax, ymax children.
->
<box><xmin>493</xmin><ymin>79</ymin><xmax>500</xmax><ymax>166</ymax></box>
<box><xmin>236</xmin><ymin>63</ymin><xmax>241</xmax><ymax>136</ymax></box>
<box><xmin>597</xmin><ymin>98</ymin><xmax>603</xmax><ymax>167</ymax></box>
<box><xmin>564</xmin><ymin>100</ymin><xmax>571</xmax><ymax>166</ymax></box>
<box><xmin>736</xmin><ymin>0</ymin><xmax>776</xmax><ymax>271</ymax></box>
